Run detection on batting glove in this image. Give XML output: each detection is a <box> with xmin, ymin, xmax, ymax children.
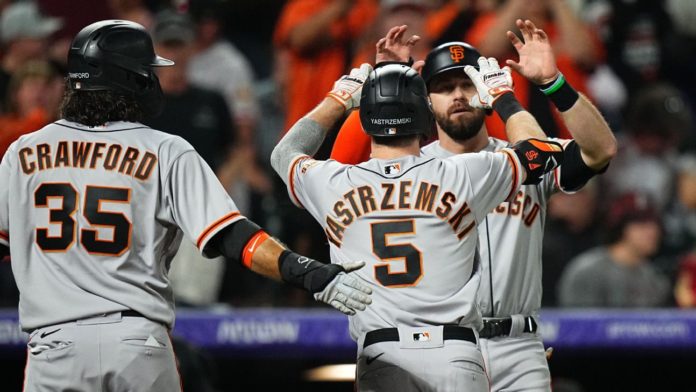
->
<box><xmin>464</xmin><ymin>57</ymin><xmax>514</xmax><ymax>109</ymax></box>
<box><xmin>327</xmin><ymin>63</ymin><xmax>373</xmax><ymax>111</ymax></box>
<box><xmin>313</xmin><ymin>261</ymin><xmax>373</xmax><ymax>316</ymax></box>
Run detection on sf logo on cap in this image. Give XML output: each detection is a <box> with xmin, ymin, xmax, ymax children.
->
<box><xmin>450</xmin><ymin>46</ymin><xmax>465</xmax><ymax>63</ymax></box>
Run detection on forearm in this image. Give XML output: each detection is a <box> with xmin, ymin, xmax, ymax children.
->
<box><xmin>505</xmin><ymin>111</ymin><xmax>547</xmax><ymax>144</ymax></box>
<box><xmin>248</xmin><ymin>237</ymin><xmax>284</xmax><ymax>280</ymax></box>
<box><xmin>270</xmin><ymin>98</ymin><xmax>344</xmax><ymax>181</ymax></box>
<box><xmin>558</xmin><ymin>93</ymin><xmax>617</xmax><ymax>170</ymax></box>
<box><xmin>493</xmin><ymin>93</ymin><xmax>546</xmax><ymax>144</ymax></box>
<box><xmin>288</xmin><ymin>2</ymin><xmax>350</xmax><ymax>53</ymax></box>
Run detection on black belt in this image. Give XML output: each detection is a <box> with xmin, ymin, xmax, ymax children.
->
<box><xmin>363</xmin><ymin>326</ymin><xmax>476</xmax><ymax>348</ymax></box>
<box><xmin>479</xmin><ymin>316</ymin><xmax>537</xmax><ymax>339</ymax></box>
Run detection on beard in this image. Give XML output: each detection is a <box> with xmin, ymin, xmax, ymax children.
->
<box><xmin>434</xmin><ymin>105</ymin><xmax>486</xmax><ymax>142</ymax></box>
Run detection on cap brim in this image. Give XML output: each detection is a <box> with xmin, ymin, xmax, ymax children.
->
<box><xmin>152</xmin><ymin>55</ymin><xmax>175</xmax><ymax>67</ymax></box>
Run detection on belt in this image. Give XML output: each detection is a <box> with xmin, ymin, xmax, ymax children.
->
<box><xmin>363</xmin><ymin>326</ymin><xmax>476</xmax><ymax>348</ymax></box>
<box><xmin>479</xmin><ymin>316</ymin><xmax>537</xmax><ymax>339</ymax></box>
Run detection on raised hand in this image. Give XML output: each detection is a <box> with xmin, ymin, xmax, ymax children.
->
<box><xmin>464</xmin><ymin>56</ymin><xmax>514</xmax><ymax>109</ymax></box>
<box><xmin>375</xmin><ymin>25</ymin><xmax>425</xmax><ymax>72</ymax></box>
<box><xmin>327</xmin><ymin>63</ymin><xmax>373</xmax><ymax>111</ymax></box>
<box><xmin>506</xmin><ymin>19</ymin><xmax>559</xmax><ymax>85</ymax></box>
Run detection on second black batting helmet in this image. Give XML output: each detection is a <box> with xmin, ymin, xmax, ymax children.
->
<box><xmin>67</xmin><ymin>20</ymin><xmax>174</xmax><ymax>117</ymax></box>
<box><xmin>421</xmin><ymin>41</ymin><xmax>481</xmax><ymax>85</ymax></box>
<box><xmin>359</xmin><ymin>64</ymin><xmax>434</xmax><ymax>137</ymax></box>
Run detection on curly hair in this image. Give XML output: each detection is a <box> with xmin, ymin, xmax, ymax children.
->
<box><xmin>59</xmin><ymin>84</ymin><xmax>145</xmax><ymax>127</ymax></box>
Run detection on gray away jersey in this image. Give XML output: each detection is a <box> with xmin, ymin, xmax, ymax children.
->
<box><xmin>284</xmin><ymin>151</ymin><xmax>523</xmax><ymax>340</ymax></box>
<box><xmin>0</xmin><ymin>120</ymin><xmax>242</xmax><ymax>331</ymax></box>
<box><xmin>422</xmin><ymin>138</ymin><xmax>572</xmax><ymax>317</ymax></box>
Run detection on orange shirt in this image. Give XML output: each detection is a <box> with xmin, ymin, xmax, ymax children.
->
<box><xmin>273</xmin><ymin>0</ymin><xmax>378</xmax><ymax>134</ymax></box>
<box><xmin>0</xmin><ymin>108</ymin><xmax>50</xmax><ymax>158</ymax></box>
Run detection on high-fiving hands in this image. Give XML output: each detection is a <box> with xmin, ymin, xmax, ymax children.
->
<box><xmin>506</xmin><ymin>19</ymin><xmax>559</xmax><ymax>85</ymax></box>
<box><xmin>327</xmin><ymin>63</ymin><xmax>373</xmax><ymax>111</ymax></box>
<box><xmin>464</xmin><ymin>57</ymin><xmax>514</xmax><ymax>109</ymax></box>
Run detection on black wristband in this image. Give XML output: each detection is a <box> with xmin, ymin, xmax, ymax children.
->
<box><xmin>375</xmin><ymin>57</ymin><xmax>414</xmax><ymax>69</ymax></box>
<box><xmin>538</xmin><ymin>73</ymin><xmax>579</xmax><ymax>112</ymax></box>
<box><xmin>278</xmin><ymin>250</ymin><xmax>344</xmax><ymax>293</ymax></box>
<box><xmin>492</xmin><ymin>92</ymin><xmax>524</xmax><ymax>123</ymax></box>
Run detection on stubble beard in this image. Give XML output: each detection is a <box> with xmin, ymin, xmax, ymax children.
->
<box><xmin>434</xmin><ymin>107</ymin><xmax>486</xmax><ymax>142</ymax></box>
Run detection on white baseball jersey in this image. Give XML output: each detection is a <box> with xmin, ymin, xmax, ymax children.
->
<box><xmin>422</xmin><ymin>137</ymin><xmax>571</xmax><ymax>317</ymax></box>
<box><xmin>0</xmin><ymin>120</ymin><xmax>242</xmax><ymax>331</ymax></box>
<box><xmin>284</xmin><ymin>151</ymin><xmax>523</xmax><ymax>340</ymax></box>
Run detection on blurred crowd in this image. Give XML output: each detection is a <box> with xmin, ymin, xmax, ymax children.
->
<box><xmin>0</xmin><ymin>0</ymin><xmax>695</xmax><ymax>311</ymax></box>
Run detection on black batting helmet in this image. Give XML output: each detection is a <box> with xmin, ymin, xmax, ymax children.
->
<box><xmin>421</xmin><ymin>41</ymin><xmax>481</xmax><ymax>85</ymax></box>
<box><xmin>359</xmin><ymin>64</ymin><xmax>434</xmax><ymax>137</ymax></box>
<box><xmin>67</xmin><ymin>20</ymin><xmax>174</xmax><ymax>117</ymax></box>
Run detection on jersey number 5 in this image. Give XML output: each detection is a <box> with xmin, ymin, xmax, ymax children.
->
<box><xmin>34</xmin><ymin>183</ymin><xmax>131</xmax><ymax>256</ymax></box>
<box><xmin>371</xmin><ymin>220</ymin><xmax>423</xmax><ymax>287</ymax></box>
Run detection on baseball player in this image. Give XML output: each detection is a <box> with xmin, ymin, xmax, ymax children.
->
<box><xmin>330</xmin><ymin>22</ymin><xmax>617</xmax><ymax>391</ymax></box>
<box><xmin>270</xmin><ymin>61</ymin><xmax>563</xmax><ymax>391</ymax></box>
<box><xmin>0</xmin><ymin>20</ymin><xmax>371</xmax><ymax>392</ymax></box>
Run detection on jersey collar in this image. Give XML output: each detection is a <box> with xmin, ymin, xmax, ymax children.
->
<box><xmin>55</xmin><ymin>119</ymin><xmax>150</xmax><ymax>132</ymax></box>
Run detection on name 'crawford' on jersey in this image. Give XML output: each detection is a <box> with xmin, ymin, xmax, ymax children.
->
<box><xmin>17</xmin><ymin>140</ymin><xmax>157</xmax><ymax>180</ymax></box>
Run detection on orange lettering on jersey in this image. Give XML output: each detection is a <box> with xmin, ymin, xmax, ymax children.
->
<box><xmin>380</xmin><ymin>183</ymin><xmax>396</xmax><ymax>210</ymax></box>
<box><xmin>343</xmin><ymin>189</ymin><xmax>363</xmax><ymax>218</ymax></box>
<box><xmin>36</xmin><ymin>144</ymin><xmax>52</xmax><ymax>171</ymax></box>
<box><xmin>103</xmin><ymin>144</ymin><xmax>123</xmax><ymax>171</ymax></box>
<box><xmin>325</xmin><ymin>227</ymin><xmax>342</xmax><ymax>247</ymax></box>
<box><xmin>89</xmin><ymin>143</ymin><xmax>107</xmax><ymax>169</ymax></box>
<box><xmin>54</xmin><ymin>141</ymin><xmax>70</xmax><ymax>168</ymax></box>
<box><xmin>436</xmin><ymin>191</ymin><xmax>456</xmax><ymax>218</ymax></box>
<box><xmin>134</xmin><ymin>151</ymin><xmax>157</xmax><ymax>180</ymax></box>
<box><xmin>448</xmin><ymin>202</ymin><xmax>471</xmax><ymax>232</ymax></box>
<box><xmin>119</xmin><ymin>147</ymin><xmax>140</xmax><ymax>175</ymax></box>
<box><xmin>398</xmin><ymin>180</ymin><xmax>412</xmax><ymax>209</ymax></box>
<box><xmin>457</xmin><ymin>221</ymin><xmax>475</xmax><ymax>240</ymax></box>
<box><xmin>325</xmin><ymin>215</ymin><xmax>345</xmax><ymax>246</ymax></box>
<box><xmin>509</xmin><ymin>191</ymin><xmax>524</xmax><ymax>216</ymax></box>
<box><xmin>19</xmin><ymin>147</ymin><xmax>36</xmax><ymax>174</ymax></box>
<box><xmin>357</xmin><ymin>185</ymin><xmax>377</xmax><ymax>215</ymax></box>
<box><xmin>524</xmin><ymin>203</ymin><xmax>541</xmax><ymax>226</ymax></box>
<box><xmin>72</xmin><ymin>141</ymin><xmax>93</xmax><ymax>168</ymax></box>
<box><xmin>414</xmin><ymin>182</ymin><xmax>439</xmax><ymax>213</ymax></box>
<box><xmin>333</xmin><ymin>200</ymin><xmax>354</xmax><ymax>226</ymax></box>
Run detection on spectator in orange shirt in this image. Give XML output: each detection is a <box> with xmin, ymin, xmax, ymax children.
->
<box><xmin>351</xmin><ymin>0</ymin><xmax>433</xmax><ymax>68</ymax></box>
<box><xmin>273</xmin><ymin>0</ymin><xmax>378</xmax><ymax>135</ymax></box>
<box><xmin>466</xmin><ymin>0</ymin><xmax>604</xmax><ymax>140</ymax></box>
<box><xmin>0</xmin><ymin>61</ymin><xmax>62</xmax><ymax>158</ymax></box>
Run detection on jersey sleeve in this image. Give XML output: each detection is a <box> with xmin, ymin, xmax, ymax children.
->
<box><xmin>0</xmin><ymin>146</ymin><xmax>11</xmax><ymax>247</ymax></box>
<box><xmin>330</xmin><ymin>110</ymin><xmax>371</xmax><ymax>164</ymax></box>
<box><xmin>285</xmin><ymin>155</ymin><xmax>343</xmax><ymax>215</ymax></box>
<box><xmin>165</xmin><ymin>150</ymin><xmax>243</xmax><ymax>255</ymax></box>
<box><xmin>454</xmin><ymin>149</ymin><xmax>523</xmax><ymax>222</ymax></box>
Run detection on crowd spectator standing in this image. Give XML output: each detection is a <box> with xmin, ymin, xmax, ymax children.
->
<box><xmin>541</xmin><ymin>180</ymin><xmax>601</xmax><ymax>306</ymax></box>
<box><xmin>558</xmin><ymin>193</ymin><xmax>671</xmax><ymax>308</ymax></box>
<box><xmin>0</xmin><ymin>1</ymin><xmax>62</xmax><ymax>113</ymax></box>
<box><xmin>273</xmin><ymin>0</ymin><xmax>378</xmax><ymax>136</ymax></box>
<box><xmin>144</xmin><ymin>10</ymin><xmax>235</xmax><ymax>307</ymax></box>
